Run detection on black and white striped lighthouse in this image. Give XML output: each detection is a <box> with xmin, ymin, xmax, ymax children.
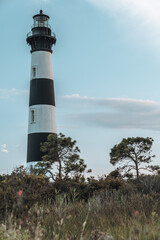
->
<box><xmin>26</xmin><ymin>10</ymin><xmax>57</xmax><ymax>168</ymax></box>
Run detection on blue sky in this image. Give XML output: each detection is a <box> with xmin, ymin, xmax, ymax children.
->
<box><xmin>0</xmin><ymin>0</ymin><xmax>160</xmax><ymax>176</ymax></box>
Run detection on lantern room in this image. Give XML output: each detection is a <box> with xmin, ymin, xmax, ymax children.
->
<box><xmin>33</xmin><ymin>10</ymin><xmax>50</xmax><ymax>28</ymax></box>
<box><xmin>26</xmin><ymin>10</ymin><xmax>56</xmax><ymax>53</ymax></box>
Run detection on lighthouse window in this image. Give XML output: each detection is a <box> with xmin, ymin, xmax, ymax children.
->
<box><xmin>31</xmin><ymin>110</ymin><xmax>35</xmax><ymax>123</ymax></box>
<box><xmin>32</xmin><ymin>67</ymin><xmax>36</xmax><ymax>78</ymax></box>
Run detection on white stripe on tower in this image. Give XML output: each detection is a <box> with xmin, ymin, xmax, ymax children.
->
<box><xmin>28</xmin><ymin>105</ymin><xmax>57</xmax><ymax>134</ymax></box>
<box><xmin>26</xmin><ymin>10</ymin><xmax>57</xmax><ymax>169</ymax></box>
<box><xmin>31</xmin><ymin>51</ymin><xmax>53</xmax><ymax>80</ymax></box>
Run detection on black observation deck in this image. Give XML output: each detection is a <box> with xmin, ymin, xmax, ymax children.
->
<box><xmin>27</xmin><ymin>10</ymin><xmax>56</xmax><ymax>53</ymax></box>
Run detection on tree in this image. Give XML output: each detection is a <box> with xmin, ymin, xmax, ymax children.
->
<box><xmin>108</xmin><ymin>169</ymin><xmax>122</xmax><ymax>179</ymax></box>
<box><xmin>110</xmin><ymin>137</ymin><xmax>155</xmax><ymax>178</ymax></box>
<box><xmin>34</xmin><ymin>133</ymin><xmax>91</xmax><ymax>180</ymax></box>
<box><xmin>147</xmin><ymin>165</ymin><xmax>160</xmax><ymax>175</ymax></box>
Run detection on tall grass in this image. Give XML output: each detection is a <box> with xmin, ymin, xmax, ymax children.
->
<box><xmin>0</xmin><ymin>191</ymin><xmax>160</xmax><ymax>239</ymax></box>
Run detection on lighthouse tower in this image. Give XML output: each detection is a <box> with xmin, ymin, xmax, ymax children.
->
<box><xmin>26</xmin><ymin>10</ymin><xmax>57</xmax><ymax>168</ymax></box>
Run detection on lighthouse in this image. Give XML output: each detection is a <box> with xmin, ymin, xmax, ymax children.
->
<box><xmin>26</xmin><ymin>10</ymin><xmax>57</xmax><ymax>168</ymax></box>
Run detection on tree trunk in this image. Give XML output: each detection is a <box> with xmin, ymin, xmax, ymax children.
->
<box><xmin>58</xmin><ymin>160</ymin><xmax>62</xmax><ymax>179</ymax></box>
<box><xmin>135</xmin><ymin>162</ymin><xmax>139</xmax><ymax>179</ymax></box>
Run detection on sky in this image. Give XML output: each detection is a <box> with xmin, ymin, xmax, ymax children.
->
<box><xmin>0</xmin><ymin>0</ymin><xmax>160</xmax><ymax>177</ymax></box>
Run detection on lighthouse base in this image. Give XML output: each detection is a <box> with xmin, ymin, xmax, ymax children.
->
<box><xmin>27</xmin><ymin>132</ymin><xmax>57</xmax><ymax>163</ymax></box>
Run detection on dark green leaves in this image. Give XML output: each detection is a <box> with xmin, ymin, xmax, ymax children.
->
<box><xmin>34</xmin><ymin>133</ymin><xmax>91</xmax><ymax>180</ymax></box>
<box><xmin>110</xmin><ymin>137</ymin><xmax>155</xmax><ymax>178</ymax></box>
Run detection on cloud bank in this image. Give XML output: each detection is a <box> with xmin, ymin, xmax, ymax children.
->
<box><xmin>87</xmin><ymin>0</ymin><xmax>160</xmax><ymax>47</ymax></box>
<box><xmin>60</xmin><ymin>94</ymin><xmax>160</xmax><ymax>130</ymax></box>
<box><xmin>33</xmin><ymin>0</ymin><xmax>50</xmax><ymax>4</ymax></box>
<box><xmin>0</xmin><ymin>88</ymin><xmax>28</xmax><ymax>99</ymax></box>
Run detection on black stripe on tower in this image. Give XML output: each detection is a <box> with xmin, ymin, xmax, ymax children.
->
<box><xmin>29</xmin><ymin>78</ymin><xmax>55</xmax><ymax>106</ymax></box>
<box><xmin>27</xmin><ymin>133</ymin><xmax>57</xmax><ymax>163</ymax></box>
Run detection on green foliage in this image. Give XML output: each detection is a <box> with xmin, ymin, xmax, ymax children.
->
<box><xmin>148</xmin><ymin>165</ymin><xmax>160</xmax><ymax>175</ymax></box>
<box><xmin>1</xmin><ymin>133</ymin><xmax>160</xmax><ymax>239</ymax></box>
<box><xmin>131</xmin><ymin>175</ymin><xmax>160</xmax><ymax>194</ymax></box>
<box><xmin>110</xmin><ymin>137</ymin><xmax>155</xmax><ymax>178</ymax></box>
<box><xmin>0</xmin><ymin>190</ymin><xmax>160</xmax><ymax>239</ymax></box>
<box><xmin>108</xmin><ymin>169</ymin><xmax>122</xmax><ymax>179</ymax></box>
<box><xmin>34</xmin><ymin>133</ymin><xmax>91</xmax><ymax>180</ymax></box>
<box><xmin>0</xmin><ymin>165</ymin><xmax>160</xmax><ymax>239</ymax></box>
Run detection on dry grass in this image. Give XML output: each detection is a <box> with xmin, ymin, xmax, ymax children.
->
<box><xmin>0</xmin><ymin>191</ymin><xmax>160</xmax><ymax>240</ymax></box>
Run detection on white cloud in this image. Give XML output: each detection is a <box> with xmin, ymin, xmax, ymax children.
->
<box><xmin>87</xmin><ymin>0</ymin><xmax>160</xmax><ymax>48</ymax></box>
<box><xmin>60</xmin><ymin>94</ymin><xmax>160</xmax><ymax>130</ymax></box>
<box><xmin>33</xmin><ymin>0</ymin><xmax>50</xmax><ymax>3</ymax></box>
<box><xmin>1</xmin><ymin>144</ymin><xmax>7</xmax><ymax>149</ymax></box>
<box><xmin>1</xmin><ymin>144</ymin><xmax>8</xmax><ymax>153</ymax></box>
<box><xmin>1</xmin><ymin>149</ymin><xmax>8</xmax><ymax>153</ymax></box>
<box><xmin>62</xmin><ymin>94</ymin><xmax>158</xmax><ymax>112</ymax></box>
<box><xmin>0</xmin><ymin>88</ymin><xmax>28</xmax><ymax>99</ymax></box>
<box><xmin>63</xmin><ymin>94</ymin><xmax>89</xmax><ymax>100</ymax></box>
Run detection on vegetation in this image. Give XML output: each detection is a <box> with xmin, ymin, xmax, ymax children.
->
<box><xmin>0</xmin><ymin>191</ymin><xmax>160</xmax><ymax>239</ymax></box>
<box><xmin>33</xmin><ymin>133</ymin><xmax>91</xmax><ymax>181</ymax></box>
<box><xmin>0</xmin><ymin>134</ymin><xmax>160</xmax><ymax>239</ymax></box>
<box><xmin>110</xmin><ymin>137</ymin><xmax>157</xmax><ymax>178</ymax></box>
<box><xmin>0</xmin><ymin>167</ymin><xmax>160</xmax><ymax>239</ymax></box>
